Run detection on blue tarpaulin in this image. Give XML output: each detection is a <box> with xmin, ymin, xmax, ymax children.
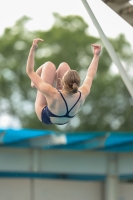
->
<box><xmin>0</xmin><ymin>128</ymin><xmax>133</xmax><ymax>152</ymax></box>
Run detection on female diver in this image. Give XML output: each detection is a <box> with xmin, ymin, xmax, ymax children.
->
<box><xmin>26</xmin><ymin>38</ymin><xmax>101</xmax><ymax>125</ymax></box>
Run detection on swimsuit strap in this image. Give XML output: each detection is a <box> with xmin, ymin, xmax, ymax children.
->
<box><xmin>68</xmin><ymin>91</ymin><xmax>81</xmax><ymax>113</ymax></box>
<box><xmin>58</xmin><ymin>90</ymin><xmax>81</xmax><ymax>114</ymax></box>
<box><xmin>58</xmin><ymin>90</ymin><xmax>69</xmax><ymax>112</ymax></box>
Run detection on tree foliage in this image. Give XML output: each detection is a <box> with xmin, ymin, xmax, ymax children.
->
<box><xmin>0</xmin><ymin>14</ymin><xmax>133</xmax><ymax>132</ymax></box>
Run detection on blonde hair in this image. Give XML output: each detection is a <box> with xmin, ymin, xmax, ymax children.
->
<box><xmin>62</xmin><ymin>70</ymin><xmax>80</xmax><ymax>94</ymax></box>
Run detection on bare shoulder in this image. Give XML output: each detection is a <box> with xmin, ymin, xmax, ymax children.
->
<box><xmin>79</xmin><ymin>85</ymin><xmax>90</xmax><ymax>99</ymax></box>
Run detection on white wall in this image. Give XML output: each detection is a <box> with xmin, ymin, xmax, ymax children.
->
<box><xmin>0</xmin><ymin>148</ymin><xmax>107</xmax><ymax>174</ymax></box>
<box><xmin>0</xmin><ymin>179</ymin><xmax>31</xmax><ymax>200</ymax></box>
<box><xmin>119</xmin><ymin>182</ymin><xmax>133</xmax><ymax>200</ymax></box>
<box><xmin>0</xmin><ymin>179</ymin><xmax>133</xmax><ymax>200</ymax></box>
<box><xmin>1</xmin><ymin>148</ymin><xmax>133</xmax><ymax>176</ymax></box>
<box><xmin>0</xmin><ymin>148</ymin><xmax>133</xmax><ymax>200</ymax></box>
<box><xmin>34</xmin><ymin>179</ymin><xmax>103</xmax><ymax>200</ymax></box>
<box><xmin>0</xmin><ymin>179</ymin><xmax>102</xmax><ymax>200</ymax></box>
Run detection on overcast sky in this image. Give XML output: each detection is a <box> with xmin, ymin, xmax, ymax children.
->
<box><xmin>1</xmin><ymin>0</ymin><xmax>133</xmax><ymax>42</ymax></box>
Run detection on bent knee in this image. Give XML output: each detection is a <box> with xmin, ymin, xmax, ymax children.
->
<box><xmin>59</xmin><ymin>62</ymin><xmax>70</xmax><ymax>70</ymax></box>
<box><xmin>42</xmin><ymin>61</ymin><xmax>56</xmax><ymax>71</ymax></box>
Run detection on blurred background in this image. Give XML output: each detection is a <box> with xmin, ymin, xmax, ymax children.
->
<box><xmin>1</xmin><ymin>0</ymin><xmax>133</xmax><ymax>132</ymax></box>
<box><xmin>0</xmin><ymin>0</ymin><xmax>133</xmax><ymax>200</ymax></box>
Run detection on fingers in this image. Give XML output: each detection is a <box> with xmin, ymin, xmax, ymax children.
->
<box><xmin>91</xmin><ymin>44</ymin><xmax>101</xmax><ymax>56</ymax></box>
<box><xmin>32</xmin><ymin>38</ymin><xmax>43</xmax><ymax>45</ymax></box>
<box><xmin>92</xmin><ymin>44</ymin><xmax>101</xmax><ymax>48</ymax></box>
<box><xmin>34</xmin><ymin>38</ymin><xmax>44</xmax><ymax>42</ymax></box>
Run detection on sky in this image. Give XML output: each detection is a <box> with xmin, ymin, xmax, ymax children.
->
<box><xmin>1</xmin><ymin>0</ymin><xmax>133</xmax><ymax>129</ymax></box>
<box><xmin>1</xmin><ymin>0</ymin><xmax>133</xmax><ymax>41</ymax></box>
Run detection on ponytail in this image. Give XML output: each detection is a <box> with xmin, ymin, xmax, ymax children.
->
<box><xmin>72</xmin><ymin>83</ymin><xmax>78</xmax><ymax>93</ymax></box>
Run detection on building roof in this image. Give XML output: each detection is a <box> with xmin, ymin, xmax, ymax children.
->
<box><xmin>0</xmin><ymin>128</ymin><xmax>133</xmax><ymax>152</ymax></box>
<box><xmin>101</xmin><ymin>0</ymin><xmax>133</xmax><ymax>26</ymax></box>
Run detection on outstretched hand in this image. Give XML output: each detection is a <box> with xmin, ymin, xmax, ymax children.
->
<box><xmin>32</xmin><ymin>38</ymin><xmax>44</xmax><ymax>49</ymax></box>
<box><xmin>92</xmin><ymin>44</ymin><xmax>101</xmax><ymax>56</ymax></box>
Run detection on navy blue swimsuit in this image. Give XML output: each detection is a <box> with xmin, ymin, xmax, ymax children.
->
<box><xmin>41</xmin><ymin>90</ymin><xmax>81</xmax><ymax>125</ymax></box>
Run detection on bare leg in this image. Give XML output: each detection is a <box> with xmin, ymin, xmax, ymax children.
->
<box><xmin>35</xmin><ymin>61</ymin><xmax>56</xmax><ymax>121</ymax></box>
<box><xmin>56</xmin><ymin>62</ymin><xmax>71</xmax><ymax>90</ymax></box>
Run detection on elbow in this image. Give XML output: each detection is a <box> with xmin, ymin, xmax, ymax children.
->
<box><xmin>26</xmin><ymin>70</ymin><xmax>30</xmax><ymax>76</ymax></box>
<box><xmin>26</xmin><ymin>68</ymin><xmax>29</xmax><ymax>75</ymax></box>
<box><xmin>26</xmin><ymin>67</ymin><xmax>33</xmax><ymax>76</ymax></box>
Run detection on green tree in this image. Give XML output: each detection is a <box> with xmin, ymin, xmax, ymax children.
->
<box><xmin>0</xmin><ymin>14</ymin><xmax>133</xmax><ymax>132</ymax></box>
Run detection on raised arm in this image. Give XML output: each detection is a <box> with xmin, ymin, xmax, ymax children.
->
<box><xmin>80</xmin><ymin>44</ymin><xmax>101</xmax><ymax>96</ymax></box>
<box><xmin>26</xmin><ymin>38</ymin><xmax>52</xmax><ymax>93</ymax></box>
